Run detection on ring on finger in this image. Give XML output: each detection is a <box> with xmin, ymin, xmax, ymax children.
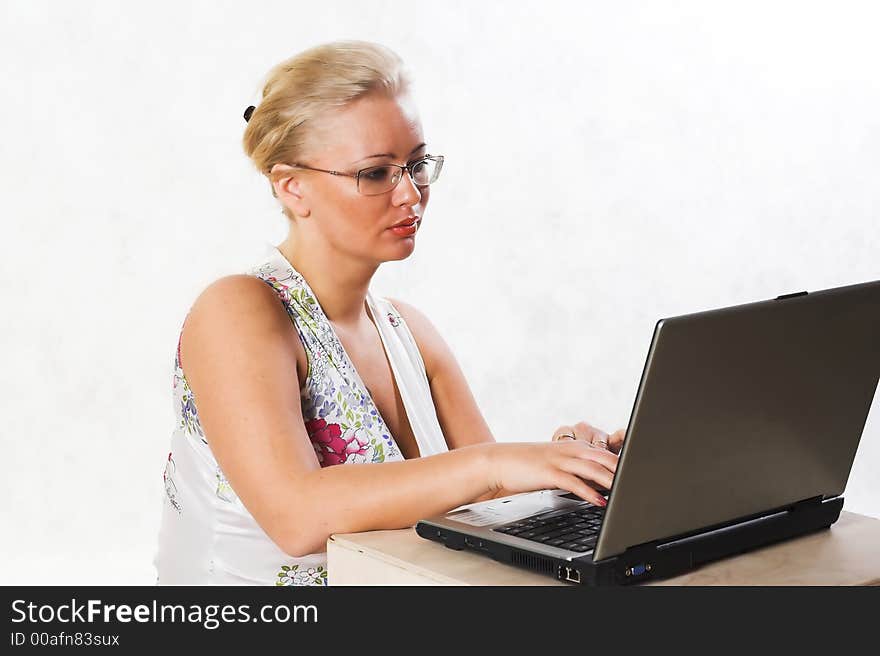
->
<box><xmin>555</xmin><ymin>432</ymin><xmax>576</xmax><ymax>441</ymax></box>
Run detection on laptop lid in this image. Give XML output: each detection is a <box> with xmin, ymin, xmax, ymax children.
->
<box><xmin>594</xmin><ymin>279</ymin><xmax>880</xmax><ymax>561</ymax></box>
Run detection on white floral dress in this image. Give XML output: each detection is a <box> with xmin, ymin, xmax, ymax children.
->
<box><xmin>153</xmin><ymin>245</ymin><xmax>449</xmax><ymax>585</ymax></box>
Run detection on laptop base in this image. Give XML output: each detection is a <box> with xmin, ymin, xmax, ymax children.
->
<box><xmin>415</xmin><ymin>496</ymin><xmax>843</xmax><ymax>586</ymax></box>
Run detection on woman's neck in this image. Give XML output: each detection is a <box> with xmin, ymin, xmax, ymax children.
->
<box><xmin>276</xmin><ymin>236</ymin><xmax>378</xmax><ymax>329</ymax></box>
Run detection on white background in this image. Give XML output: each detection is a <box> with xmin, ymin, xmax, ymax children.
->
<box><xmin>1</xmin><ymin>1</ymin><xmax>877</xmax><ymax>584</ymax></box>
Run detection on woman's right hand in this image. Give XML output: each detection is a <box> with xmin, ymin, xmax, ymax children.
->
<box><xmin>482</xmin><ymin>440</ymin><xmax>618</xmax><ymax>507</ymax></box>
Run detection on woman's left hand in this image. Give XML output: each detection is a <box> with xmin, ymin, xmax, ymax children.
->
<box><xmin>551</xmin><ymin>420</ymin><xmax>626</xmax><ymax>455</ymax></box>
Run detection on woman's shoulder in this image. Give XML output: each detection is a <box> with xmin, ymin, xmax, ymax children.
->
<box><xmin>381</xmin><ymin>296</ymin><xmax>452</xmax><ymax>382</ymax></box>
<box><xmin>179</xmin><ymin>275</ymin><xmax>307</xmax><ymax>384</ymax></box>
<box><xmin>381</xmin><ymin>296</ymin><xmax>425</xmax><ymax>327</ymax></box>
<box><xmin>190</xmin><ymin>275</ymin><xmax>284</xmax><ymax>321</ymax></box>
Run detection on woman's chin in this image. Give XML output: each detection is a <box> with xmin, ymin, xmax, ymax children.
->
<box><xmin>384</xmin><ymin>241</ymin><xmax>416</xmax><ymax>261</ymax></box>
<box><xmin>381</xmin><ymin>234</ymin><xmax>417</xmax><ymax>260</ymax></box>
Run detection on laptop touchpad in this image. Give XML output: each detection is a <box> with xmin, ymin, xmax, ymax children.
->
<box><xmin>447</xmin><ymin>491</ymin><xmax>575</xmax><ymax>527</ymax></box>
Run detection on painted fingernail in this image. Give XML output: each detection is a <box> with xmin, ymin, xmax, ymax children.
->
<box><xmin>596</xmin><ymin>497</ymin><xmax>607</xmax><ymax>507</ymax></box>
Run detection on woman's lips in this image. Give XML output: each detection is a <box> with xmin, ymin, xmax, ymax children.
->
<box><xmin>389</xmin><ymin>217</ymin><xmax>420</xmax><ymax>236</ymax></box>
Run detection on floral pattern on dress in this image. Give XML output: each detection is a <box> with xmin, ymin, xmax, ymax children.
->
<box><xmin>250</xmin><ymin>259</ymin><xmax>403</xmax><ymax>467</ymax></box>
<box><xmin>215</xmin><ymin>466</ymin><xmax>236</xmax><ymax>503</ymax></box>
<box><xmin>172</xmin><ymin>346</ymin><xmax>206</xmax><ymax>444</ymax></box>
<box><xmin>306</xmin><ymin>418</ymin><xmax>380</xmax><ymax>465</ymax></box>
<box><xmin>163</xmin><ymin>452</ymin><xmax>181</xmax><ymax>514</ymax></box>
<box><xmin>276</xmin><ymin>564</ymin><xmax>328</xmax><ymax>586</ymax></box>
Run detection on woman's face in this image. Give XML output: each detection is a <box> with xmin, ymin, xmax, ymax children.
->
<box><xmin>276</xmin><ymin>91</ymin><xmax>431</xmax><ymax>265</ymax></box>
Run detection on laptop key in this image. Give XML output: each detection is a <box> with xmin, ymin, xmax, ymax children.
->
<box><xmin>517</xmin><ymin>526</ymin><xmax>550</xmax><ymax>540</ymax></box>
<box><xmin>561</xmin><ymin>542</ymin><xmax>587</xmax><ymax>551</ymax></box>
<box><xmin>544</xmin><ymin>521</ymin><xmax>570</xmax><ymax>530</ymax></box>
<box><xmin>539</xmin><ymin>528</ymin><xmax>573</xmax><ymax>540</ymax></box>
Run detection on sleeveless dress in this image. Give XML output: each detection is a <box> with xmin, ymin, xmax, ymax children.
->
<box><xmin>153</xmin><ymin>245</ymin><xmax>450</xmax><ymax>585</ymax></box>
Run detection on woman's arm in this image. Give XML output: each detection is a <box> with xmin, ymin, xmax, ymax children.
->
<box><xmin>387</xmin><ymin>299</ymin><xmax>627</xmax><ymax>497</ymax></box>
<box><xmin>385</xmin><ymin>297</ymin><xmax>513</xmax><ymax>502</ymax></box>
<box><xmin>180</xmin><ymin>276</ymin><xmax>497</xmax><ymax>558</ymax></box>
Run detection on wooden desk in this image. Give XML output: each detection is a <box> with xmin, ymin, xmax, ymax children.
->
<box><xmin>327</xmin><ymin>510</ymin><xmax>880</xmax><ymax>585</ymax></box>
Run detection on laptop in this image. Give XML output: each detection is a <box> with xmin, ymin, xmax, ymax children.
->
<box><xmin>416</xmin><ymin>279</ymin><xmax>880</xmax><ymax>585</ymax></box>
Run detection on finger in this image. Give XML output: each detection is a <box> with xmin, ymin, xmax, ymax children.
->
<box><xmin>573</xmin><ymin>420</ymin><xmax>600</xmax><ymax>441</ymax></box>
<box><xmin>574</xmin><ymin>420</ymin><xmax>610</xmax><ymax>449</ymax></box>
<box><xmin>553</xmin><ymin>472</ymin><xmax>607</xmax><ymax>507</ymax></box>
<box><xmin>559</xmin><ymin>458</ymin><xmax>615</xmax><ymax>492</ymax></box>
<box><xmin>552</xmin><ymin>425</ymin><xmax>578</xmax><ymax>442</ymax></box>
<box><xmin>608</xmin><ymin>428</ymin><xmax>626</xmax><ymax>453</ymax></box>
<box><xmin>551</xmin><ymin>442</ymin><xmax>617</xmax><ymax>483</ymax></box>
<box><xmin>565</xmin><ymin>439</ymin><xmax>619</xmax><ymax>473</ymax></box>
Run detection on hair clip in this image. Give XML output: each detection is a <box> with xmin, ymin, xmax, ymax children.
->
<box><xmin>243</xmin><ymin>105</ymin><xmax>256</xmax><ymax>122</ymax></box>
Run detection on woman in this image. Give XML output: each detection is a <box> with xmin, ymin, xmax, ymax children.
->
<box><xmin>154</xmin><ymin>40</ymin><xmax>625</xmax><ymax>585</ymax></box>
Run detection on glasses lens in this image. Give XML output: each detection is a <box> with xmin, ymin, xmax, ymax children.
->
<box><xmin>419</xmin><ymin>156</ymin><xmax>443</xmax><ymax>184</ymax></box>
<box><xmin>358</xmin><ymin>157</ymin><xmax>443</xmax><ymax>195</ymax></box>
<box><xmin>412</xmin><ymin>159</ymin><xmax>431</xmax><ymax>186</ymax></box>
<box><xmin>359</xmin><ymin>165</ymin><xmax>398</xmax><ymax>195</ymax></box>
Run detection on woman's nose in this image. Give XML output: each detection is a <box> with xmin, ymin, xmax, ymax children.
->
<box><xmin>395</xmin><ymin>169</ymin><xmax>422</xmax><ymax>205</ymax></box>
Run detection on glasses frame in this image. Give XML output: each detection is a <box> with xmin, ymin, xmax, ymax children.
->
<box><xmin>284</xmin><ymin>154</ymin><xmax>445</xmax><ymax>196</ymax></box>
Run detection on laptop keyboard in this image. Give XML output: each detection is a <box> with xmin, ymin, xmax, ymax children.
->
<box><xmin>492</xmin><ymin>505</ymin><xmax>605</xmax><ymax>552</ymax></box>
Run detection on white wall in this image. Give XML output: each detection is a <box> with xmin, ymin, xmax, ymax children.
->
<box><xmin>1</xmin><ymin>0</ymin><xmax>877</xmax><ymax>584</ymax></box>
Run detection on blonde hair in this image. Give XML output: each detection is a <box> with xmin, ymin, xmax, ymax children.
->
<box><xmin>242</xmin><ymin>40</ymin><xmax>415</xmax><ymax>220</ymax></box>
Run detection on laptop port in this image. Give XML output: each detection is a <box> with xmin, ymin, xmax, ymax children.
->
<box><xmin>626</xmin><ymin>563</ymin><xmax>650</xmax><ymax>577</ymax></box>
<box><xmin>562</xmin><ymin>567</ymin><xmax>581</xmax><ymax>584</ymax></box>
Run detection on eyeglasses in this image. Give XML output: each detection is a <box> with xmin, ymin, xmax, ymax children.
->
<box><xmin>285</xmin><ymin>154</ymin><xmax>445</xmax><ymax>196</ymax></box>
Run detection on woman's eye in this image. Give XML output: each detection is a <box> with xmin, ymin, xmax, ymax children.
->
<box><xmin>365</xmin><ymin>168</ymin><xmax>391</xmax><ymax>181</ymax></box>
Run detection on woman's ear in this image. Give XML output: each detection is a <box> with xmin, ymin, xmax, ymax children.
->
<box><xmin>269</xmin><ymin>164</ymin><xmax>310</xmax><ymax>218</ymax></box>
